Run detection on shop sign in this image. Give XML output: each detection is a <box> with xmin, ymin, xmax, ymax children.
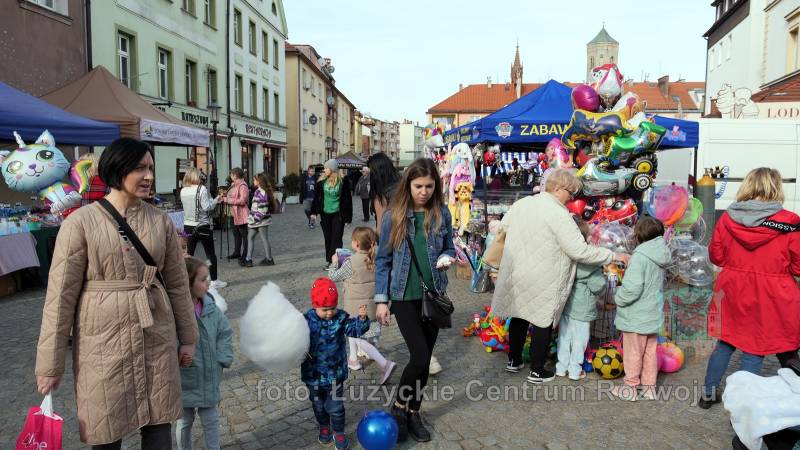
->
<box><xmin>244</xmin><ymin>123</ymin><xmax>272</xmax><ymax>139</ymax></box>
<box><xmin>758</xmin><ymin>102</ymin><xmax>800</xmax><ymax>119</ymax></box>
<box><xmin>181</xmin><ymin>111</ymin><xmax>210</xmax><ymax>127</ymax></box>
<box><xmin>495</xmin><ymin>122</ymin><xmax>513</xmax><ymax>138</ymax></box>
<box><xmin>518</xmin><ymin>123</ymin><xmax>567</xmax><ymax>136</ymax></box>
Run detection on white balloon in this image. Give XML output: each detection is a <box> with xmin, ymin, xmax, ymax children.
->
<box><xmin>240</xmin><ymin>282</ymin><xmax>310</xmax><ymax>373</ymax></box>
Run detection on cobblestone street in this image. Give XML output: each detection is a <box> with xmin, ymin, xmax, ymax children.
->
<box><xmin>0</xmin><ymin>201</ymin><xmax>759</xmax><ymax>449</ymax></box>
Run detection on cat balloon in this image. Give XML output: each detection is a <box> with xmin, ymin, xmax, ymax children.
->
<box><xmin>0</xmin><ymin>130</ymin><xmax>81</xmax><ymax>215</ymax></box>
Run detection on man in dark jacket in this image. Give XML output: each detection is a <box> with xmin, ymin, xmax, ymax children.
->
<box><xmin>355</xmin><ymin>167</ymin><xmax>371</xmax><ymax>221</ymax></box>
<box><xmin>300</xmin><ymin>166</ymin><xmax>318</xmax><ymax>229</ymax></box>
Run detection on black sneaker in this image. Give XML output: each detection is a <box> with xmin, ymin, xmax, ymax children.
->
<box><xmin>390</xmin><ymin>404</ymin><xmax>408</xmax><ymax>442</ymax></box>
<box><xmin>697</xmin><ymin>392</ymin><xmax>721</xmax><ymax>409</ymax></box>
<box><xmin>505</xmin><ymin>361</ymin><xmax>524</xmax><ymax>373</ymax></box>
<box><xmin>526</xmin><ymin>369</ymin><xmax>555</xmax><ymax>384</ymax></box>
<box><xmin>226</xmin><ymin>253</ymin><xmax>240</xmax><ymax>261</ymax></box>
<box><xmin>407</xmin><ymin>411</ymin><xmax>431</xmax><ymax>442</ymax></box>
<box><xmin>259</xmin><ymin>258</ymin><xmax>275</xmax><ymax>266</ymax></box>
<box><xmin>242</xmin><ymin>259</ymin><xmax>253</xmax><ymax>267</ymax></box>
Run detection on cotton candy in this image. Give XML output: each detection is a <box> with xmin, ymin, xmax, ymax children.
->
<box><xmin>239</xmin><ymin>282</ymin><xmax>310</xmax><ymax>373</ymax></box>
<box><xmin>208</xmin><ymin>287</ymin><xmax>228</xmax><ymax>313</ymax></box>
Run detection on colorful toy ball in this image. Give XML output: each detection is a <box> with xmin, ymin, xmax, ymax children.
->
<box><xmin>571</xmin><ymin>84</ymin><xmax>600</xmax><ymax>112</ymax></box>
<box><xmin>357</xmin><ymin>410</ymin><xmax>398</xmax><ymax>450</ymax></box>
<box><xmin>657</xmin><ymin>342</ymin><xmax>685</xmax><ymax>373</ymax></box>
<box><xmin>593</xmin><ymin>347</ymin><xmax>624</xmax><ymax>379</ymax></box>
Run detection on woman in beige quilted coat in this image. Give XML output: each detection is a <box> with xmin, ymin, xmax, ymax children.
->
<box><xmin>491</xmin><ymin>169</ymin><xmax>629</xmax><ymax>384</ymax></box>
<box><xmin>34</xmin><ymin>138</ymin><xmax>199</xmax><ymax>449</ymax></box>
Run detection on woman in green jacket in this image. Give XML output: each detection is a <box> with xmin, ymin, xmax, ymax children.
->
<box><xmin>176</xmin><ymin>257</ymin><xmax>234</xmax><ymax>450</ymax></box>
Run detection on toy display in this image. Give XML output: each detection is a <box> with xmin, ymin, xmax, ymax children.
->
<box><xmin>592</xmin><ymin>346</ymin><xmax>624</xmax><ymax>379</ymax></box>
<box><xmin>450</xmin><ymin>182</ymin><xmax>473</xmax><ymax>236</ymax></box>
<box><xmin>0</xmin><ymin>131</ymin><xmax>81</xmax><ymax>215</ymax></box>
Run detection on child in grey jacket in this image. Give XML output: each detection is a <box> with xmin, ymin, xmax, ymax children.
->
<box><xmin>556</xmin><ymin>217</ymin><xmax>608</xmax><ymax>380</ymax></box>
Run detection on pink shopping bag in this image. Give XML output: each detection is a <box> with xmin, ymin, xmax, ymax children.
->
<box><xmin>15</xmin><ymin>393</ymin><xmax>62</xmax><ymax>450</ymax></box>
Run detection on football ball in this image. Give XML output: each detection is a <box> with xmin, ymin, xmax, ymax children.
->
<box><xmin>593</xmin><ymin>347</ymin><xmax>624</xmax><ymax>379</ymax></box>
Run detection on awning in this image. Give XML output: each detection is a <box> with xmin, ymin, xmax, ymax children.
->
<box><xmin>335</xmin><ymin>150</ymin><xmax>366</xmax><ymax>169</ymax></box>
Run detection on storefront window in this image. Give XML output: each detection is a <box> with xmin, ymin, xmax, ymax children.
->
<box><xmin>241</xmin><ymin>144</ymin><xmax>254</xmax><ymax>182</ymax></box>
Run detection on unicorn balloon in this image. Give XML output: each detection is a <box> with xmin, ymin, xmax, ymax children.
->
<box><xmin>0</xmin><ymin>130</ymin><xmax>81</xmax><ymax>214</ymax></box>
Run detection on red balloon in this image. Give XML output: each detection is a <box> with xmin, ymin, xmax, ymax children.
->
<box><xmin>566</xmin><ymin>199</ymin><xmax>587</xmax><ymax>217</ymax></box>
<box><xmin>483</xmin><ymin>151</ymin><xmax>496</xmax><ymax>165</ymax></box>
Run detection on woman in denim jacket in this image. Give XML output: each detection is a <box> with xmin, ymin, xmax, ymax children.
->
<box><xmin>374</xmin><ymin>158</ymin><xmax>455</xmax><ymax>443</ymax></box>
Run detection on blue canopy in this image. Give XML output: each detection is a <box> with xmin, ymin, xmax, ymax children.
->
<box><xmin>444</xmin><ymin>79</ymin><xmax>699</xmax><ymax>148</ymax></box>
<box><xmin>0</xmin><ymin>81</ymin><xmax>120</xmax><ymax>145</ymax></box>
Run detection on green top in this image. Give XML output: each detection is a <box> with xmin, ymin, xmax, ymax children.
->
<box><xmin>322</xmin><ymin>178</ymin><xmax>342</xmax><ymax>214</ymax></box>
<box><xmin>395</xmin><ymin>212</ymin><xmax>435</xmax><ymax>301</ymax></box>
<box><xmin>562</xmin><ymin>263</ymin><xmax>607</xmax><ymax>322</ymax></box>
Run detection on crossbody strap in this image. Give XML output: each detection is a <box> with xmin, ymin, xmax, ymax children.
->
<box><xmin>405</xmin><ymin>234</ymin><xmax>432</xmax><ymax>292</ymax></box>
<box><xmin>98</xmin><ymin>199</ymin><xmax>166</xmax><ymax>287</ymax></box>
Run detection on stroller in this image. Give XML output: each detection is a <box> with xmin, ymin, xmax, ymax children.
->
<box><xmin>726</xmin><ymin>358</ymin><xmax>800</xmax><ymax>450</ymax></box>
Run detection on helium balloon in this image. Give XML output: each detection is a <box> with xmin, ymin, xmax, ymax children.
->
<box><xmin>590</xmin><ymin>222</ymin><xmax>634</xmax><ymax>253</ymax></box>
<box><xmin>357</xmin><ymin>410</ymin><xmax>399</xmax><ymax>450</ymax></box>
<box><xmin>612</xmin><ymin>92</ymin><xmax>645</xmax><ymax>122</ymax></box>
<box><xmin>657</xmin><ymin>342</ymin><xmax>685</xmax><ymax>373</ymax></box>
<box><xmin>567</xmin><ymin>198</ymin><xmax>588</xmax><ymax>217</ymax></box>
<box><xmin>676</xmin><ymin>197</ymin><xmax>703</xmax><ymax>229</ymax></box>
<box><xmin>675</xmin><ymin>215</ymin><xmax>708</xmax><ymax>244</ymax></box>
<box><xmin>571</xmin><ymin>84</ymin><xmax>600</xmax><ymax>112</ymax></box>
<box><xmin>669</xmin><ymin>238</ymin><xmax>715</xmax><ymax>286</ymax></box>
<box><xmin>647</xmin><ymin>185</ymin><xmax>689</xmax><ymax>226</ymax></box>
<box><xmin>561</xmin><ymin>110</ymin><xmax>634</xmax><ymax>149</ymax></box>
<box><xmin>591</xmin><ymin>64</ymin><xmax>624</xmax><ymax>109</ymax></box>
<box><xmin>545</xmin><ymin>138</ymin><xmax>573</xmax><ymax>169</ymax></box>
<box><xmin>603</xmin><ymin>121</ymin><xmax>667</xmax><ymax>167</ymax></box>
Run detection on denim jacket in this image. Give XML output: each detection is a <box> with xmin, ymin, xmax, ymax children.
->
<box><xmin>374</xmin><ymin>206</ymin><xmax>456</xmax><ymax>303</ymax></box>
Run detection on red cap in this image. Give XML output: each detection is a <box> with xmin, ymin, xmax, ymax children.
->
<box><xmin>311</xmin><ymin>277</ymin><xmax>338</xmax><ymax>308</ymax></box>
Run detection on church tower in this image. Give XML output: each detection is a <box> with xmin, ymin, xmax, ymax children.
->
<box><xmin>586</xmin><ymin>26</ymin><xmax>619</xmax><ymax>82</ymax></box>
<box><xmin>510</xmin><ymin>44</ymin><xmax>523</xmax><ymax>99</ymax></box>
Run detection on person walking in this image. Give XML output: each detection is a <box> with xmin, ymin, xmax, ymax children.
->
<box><xmin>221</xmin><ymin>168</ymin><xmax>250</xmax><ymax>265</ymax></box>
<box><xmin>355</xmin><ymin>167</ymin><xmax>371</xmax><ymax>222</ymax></box>
<box><xmin>34</xmin><ymin>138</ymin><xmax>199</xmax><ymax>449</ymax></box>
<box><xmin>699</xmin><ymin>167</ymin><xmax>800</xmax><ymax>409</ymax></box>
<box><xmin>244</xmin><ymin>173</ymin><xmax>275</xmax><ymax>267</ymax></box>
<box><xmin>311</xmin><ymin>159</ymin><xmax>353</xmax><ymax>269</ymax></box>
<box><xmin>368</xmin><ymin>152</ymin><xmax>400</xmax><ymax>231</ymax></box>
<box><xmin>181</xmin><ymin>167</ymin><xmax>226</xmax><ymax>289</ymax></box>
<box><xmin>374</xmin><ymin>158</ymin><xmax>456</xmax><ymax>443</ymax></box>
<box><xmin>491</xmin><ymin>169</ymin><xmax>628</xmax><ymax>384</ymax></box>
<box><xmin>301</xmin><ymin>166</ymin><xmax>318</xmax><ymax>229</ymax></box>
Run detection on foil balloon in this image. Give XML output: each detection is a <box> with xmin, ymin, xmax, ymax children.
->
<box><xmin>602</xmin><ymin>121</ymin><xmax>666</xmax><ymax>168</ymax></box>
<box><xmin>545</xmin><ymin>138</ymin><xmax>573</xmax><ymax>169</ymax></box>
<box><xmin>590</xmin><ymin>222</ymin><xmax>634</xmax><ymax>253</ymax></box>
<box><xmin>676</xmin><ymin>197</ymin><xmax>703</xmax><ymax>229</ymax></box>
<box><xmin>612</xmin><ymin>92</ymin><xmax>645</xmax><ymax>122</ymax></box>
<box><xmin>578</xmin><ymin>158</ymin><xmax>643</xmax><ymax>196</ymax></box>
<box><xmin>571</xmin><ymin>84</ymin><xmax>600</xmax><ymax>112</ymax></box>
<box><xmin>591</xmin><ymin>63</ymin><xmax>624</xmax><ymax>109</ymax></box>
<box><xmin>566</xmin><ymin>198</ymin><xmax>588</xmax><ymax>217</ymax></box>
<box><xmin>70</xmin><ymin>158</ymin><xmax>93</xmax><ymax>194</ymax></box>
<box><xmin>647</xmin><ymin>185</ymin><xmax>689</xmax><ymax>226</ymax></box>
<box><xmin>561</xmin><ymin>110</ymin><xmax>634</xmax><ymax>149</ymax></box>
<box><xmin>669</xmin><ymin>238</ymin><xmax>716</xmax><ymax>286</ymax></box>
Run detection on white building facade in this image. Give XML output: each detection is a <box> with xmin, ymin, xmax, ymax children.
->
<box><xmin>398</xmin><ymin>122</ymin><xmax>424</xmax><ymax>167</ymax></box>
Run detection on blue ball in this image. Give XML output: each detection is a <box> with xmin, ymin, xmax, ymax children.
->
<box><xmin>356</xmin><ymin>410</ymin><xmax>399</xmax><ymax>450</ymax></box>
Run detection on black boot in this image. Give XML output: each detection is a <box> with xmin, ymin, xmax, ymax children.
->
<box><xmin>407</xmin><ymin>410</ymin><xmax>431</xmax><ymax>442</ymax></box>
<box><xmin>390</xmin><ymin>403</ymin><xmax>408</xmax><ymax>442</ymax></box>
<box><xmin>697</xmin><ymin>392</ymin><xmax>721</xmax><ymax>409</ymax></box>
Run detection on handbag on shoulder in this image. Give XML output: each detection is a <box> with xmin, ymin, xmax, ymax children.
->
<box><xmin>405</xmin><ymin>235</ymin><xmax>454</xmax><ymax>329</ymax></box>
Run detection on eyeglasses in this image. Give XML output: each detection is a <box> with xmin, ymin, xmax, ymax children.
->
<box><xmin>562</xmin><ymin>187</ymin><xmax>579</xmax><ymax>200</ymax></box>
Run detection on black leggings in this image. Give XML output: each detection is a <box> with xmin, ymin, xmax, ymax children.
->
<box><xmin>232</xmin><ymin>224</ymin><xmax>248</xmax><ymax>259</ymax></box>
<box><xmin>90</xmin><ymin>423</ymin><xmax>171</xmax><ymax>450</ymax></box>
<box><xmin>391</xmin><ymin>300</ymin><xmax>439</xmax><ymax>411</ymax></box>
<box><xmin>361</xmin><ymin>198</ymin><xmax>371</xmax><ymax>221</ymax></box>
<box><xmin>185</xmin><ymin>225</ymin><xmax>217</xmax><ymax>280</ymax></box>
<box><xmin>320</xmin><ymin>212</ymin><xmax>344</xmax><ymax>263</ymax></box>
<box><xmin>508</xmin><ymin>317</ymin><xmax>552</xmax><ymax>373</ymax></box>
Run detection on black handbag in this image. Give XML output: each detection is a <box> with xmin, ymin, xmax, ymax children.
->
<box><xmin>405</xmin><ymin>235</ymin><xmax>454</xmax><ymax>329</ymax></box>
<box><xmin>191</xmin><ymin>186</ymin><xmax>213</xmax><ymax>239</ymax></box>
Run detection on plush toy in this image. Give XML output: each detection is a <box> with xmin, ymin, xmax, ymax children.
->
<box><xmin>449</xmin><ymin>181</ymin><xmax>473</xmax><ymax>236</ymax></box>
<box><xmin>423</xmin><ymin>123</ymin><xmax>445</xmax><ymax>159</ymax></box>
<box><xmin>0</xmin><ymin>130</ymin><xmax>81</xmax><ymax>215</ymax></box>
<box><xmin>480</xmin><ymin>316</ymin><xmax>510</xmax><ymax>352</ymax></box>
<box><xmin>462</xmin><ymin>313</ymin><xmax>481</xmax><ymax>337</ymax></box>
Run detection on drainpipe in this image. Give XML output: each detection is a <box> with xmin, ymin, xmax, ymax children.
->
<box><xmin>298</xmin><ymin>58</ymin><xmax>302</xmax><ymax>174</ymax></box>
<box><xmin>225</xmin><ymin>0</ymin><xmax>233</xmax><ymax>175</ymax></box>
<box><xmin>85</xmin><ymin>0</ymin><xmax>92</xmax><ymax>71</ymax></box>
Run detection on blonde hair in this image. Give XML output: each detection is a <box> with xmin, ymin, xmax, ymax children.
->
<box><xmin>545</xmin><ymin>169</ymin><xmax>582</xmax><ymax>196</ymax></box>
<box><xmin>352</xmin><ymin>227</ymin><xmax>378</xmax><ymax>272</ymax></box>
<box><xmin>79</xmin><ymin>152</ymin><xmax>101</xmax><ymax>178</ymax></box>
<box><xmin>183</xmin><ymin>167</ymin><xmax>203</xmax><ymax>186</ymax></box>
<box><xmin>184</xmin><ymin>256</ymin><xmax>208</xmax><ymax>285</ymax></box>
<box><xmin>736</xmin><ymin>167</ymin><xmax>784</xmax><ymax>203</ymax></box>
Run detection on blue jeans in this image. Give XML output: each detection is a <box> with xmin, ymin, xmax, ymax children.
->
<box><xmin>176</xmin><ymin>407</ymin><xmax>220</xmax><ymax>450</ymax></box>
<box><xmin>703</xmin><ymin>341</ymin><xmax>763</xmax><ymax>397</ymax></box>
<box><xmin>309</xmin><ymin>384</ymin><xmax>346</xmax><ymax>433</ymax></box>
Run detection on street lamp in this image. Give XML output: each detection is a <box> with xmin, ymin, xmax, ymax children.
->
<box><xmin>208</xmin><ymin>102</ymin><xmax>221</xmax><ymax>193</ymax></box>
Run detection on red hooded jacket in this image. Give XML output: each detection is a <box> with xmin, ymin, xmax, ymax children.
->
<box><xmin>707</xmin><ymin>207</ymin><xmax>800</xmax><ymax>355</ymax></box>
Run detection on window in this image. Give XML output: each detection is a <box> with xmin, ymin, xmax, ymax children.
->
<box><xmin>248</xmin><ymin>21</ymin><xmax>257</xmax><ymax>55</ymax></box>
<box><xmin>717</xmin><ymin>44</ymin><xmax>722</xmax><ymax>67</ymax></box>
<box><xmin>271</xmin><ymin>1</ymin><xmax>277</xmax><ymax>14</ymax></box>
<box><xmin>268</xmin><ymin>88</ymin><xmax>269</xmax><ymax>122</ymax></box>
<box><xmin>273</xmin><ymin>93</ymin><xmax>279</xmax><ymax>123</ymax></box>
<box><xmin>250</xmin><ymin>81</ymin><xmax>257</xmax><ymax>116</ymax></box>
<box><xmin>311</xmin><ymin>76</ymin><xmax>317</xmax><ymax>96</ymax></box>
<box><xmin>182</xmin><ymin>0</ymin><xmax>195</xmax><ymax>15</ymax></box>
<box><xmin>233</xmin><ymin>9</ymin><xmax>242</xmax><ymax>46</ymax></box>
<box><xmin>302</xmin><ymin>69</ymin><xmax>308</xmax><ymax>90</ymax></box>
<box><xmin>303</xmin><ymin>109</ymin><xmax>308</xmax><ymax>130</ymax></box>
<box><xmin>27</xmin><ymin>0</ymin><xmax>68</xmax><ymax>14</ymax></box>
<box><xmin>719</xmin><ymin>40</ymin><xmax>725</xmax><ymax>65</ymax></box>
<box><xmin>262</xmin><ymin>31</ymin><xmax>269</xmax><ymax>63</ymax></box>
<box><xmin>203</xmin><ymin>0</ymin><xmax>215</xmax><ymax>26</ymax></box>
<box><xmin>318</xmin><ymin>81</ymin><xmax>322</xmax><ymax>100</ymax></box>
<box><xmin>272</xmin><ymin>39</ymin><xmax>279</xmax><ymax>69</ymax></box>
<box><xmin>158</xmin><ymin>49</ymin><xmax>171</xmax><ymax>100</ymax></box>
<box><xmin>185</xmin><ymin>60</ymin><xmax>197</xmax><ymax>105</ymax></box>
<box><xmin>117</xmin><ymin>32</ymin><xmax>133</xmax><ymax>88</ymax></box>
<box><xmin>207</xmin><ymin>68</ymin><xmax>217</xmax><ymax>103</ymax></box>
<box><xmin>234</xmin><ymin>74</ymin><xmax>243</xmax><ymax>112</ymax></box>
<box><xmin>789</xmin><ymin>27</ymin><xmax>800</xmax><ymax>73</ymax></box>
<box><xmin>726</xmin><ymin>34</ymin><xmax>732</xmax><ymax>60</ymax></box>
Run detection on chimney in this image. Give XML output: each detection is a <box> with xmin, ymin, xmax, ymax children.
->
<box><xmin>487</xmin><ymin>76</ymin><xmax>492</xmax><ymax>88</ymax></box>
<box><xmin>658</xmin><ymin>75</ymin><xmax>669</xmax><ymax>97</ymax></box>
<box><xmin>459</xmin><ymin>83</ymin><xmax>463</xmax><ymax>91</ymax></box>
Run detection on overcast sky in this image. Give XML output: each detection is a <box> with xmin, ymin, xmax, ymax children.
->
<box><xmin>283</xmin><ymin>1</ymin><xmax>715</xmax><ymax>124</ymax></box>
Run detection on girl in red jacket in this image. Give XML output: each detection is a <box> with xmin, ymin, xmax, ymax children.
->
<box><xmin>699</xmin><ymin>167</ymin><xmax>800</xmax><ymax>409</ymax></box>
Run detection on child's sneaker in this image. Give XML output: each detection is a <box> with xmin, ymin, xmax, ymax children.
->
<box><xmin>568</xmin><ymin>371</ymin><xmax>587</xmax><ymax>381</ymax></box>
<box><xmin>429</xmin><ymin>356</ymin><xmax>442</xmax><ymax>375</ymax></box>
<box><xmin>555</xmin><ymin>370</ymin><xmax>567</xmax><ymax>377</ymax></box>
<box><xmin>347</xmin><ymin>358</ymin><xmax>362</xmax><ymax>371</ymax></box>
<box><xmin>318</xmin><ymin>426</ymin><xmax>332</xmax><ymax>444</ymax></box>
<box><xmin>637</xmin><ymin>387</ymin><xmax>656</xmax><ymax>401</ymax></box>
<box><xmin>610</xmin><ymin>384</ymin><xmax>637</xmax><ymax>401</ymax></box>
<box><xmin>380</xmin><ymin>361</ymin><xmax>397</xmax><ymax>385</ymax></box>
<box><xmin>334</xmin><ymin>433</ymin><xmax>349</xmax><ymax>449</ymax></box>
<box><xmin>505</xmin><ymin>361</ymin><xmax>524</xmax><ymax>373</ymax></box>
